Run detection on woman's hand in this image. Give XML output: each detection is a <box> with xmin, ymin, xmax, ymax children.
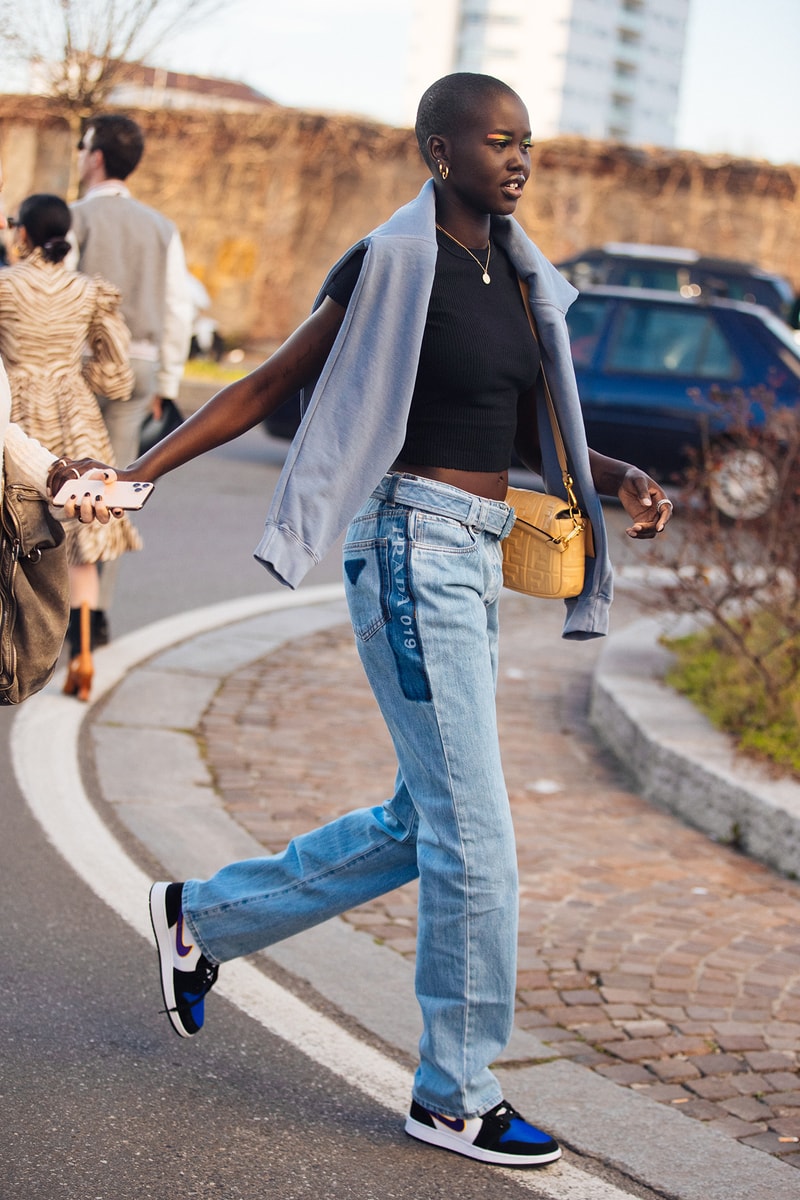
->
<box><xmin>587</xmin><ymin>450</ymin><xmax>673</xmax><ymax>538</ymax></box>
<box><xmin>47</xmin><ymin>459</ymin><xmax>121</xmax><ymax>523</ymax></box>
<box><xmin>618</xmin><ymin>466</ymin><xmax>674</xmax><ymax>538</ymax></box>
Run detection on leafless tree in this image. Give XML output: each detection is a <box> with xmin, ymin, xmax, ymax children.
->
<box><xmin>649</xmin><ymin>388</ymin><xmax>800</xmax><ymax>714</ymax></box>
<box><xmin>0</xmin><ymin>0</ymin><xmax>228</xmax><ymax>116</ymax></box>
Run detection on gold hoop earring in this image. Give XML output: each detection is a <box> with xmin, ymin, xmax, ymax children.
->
<box><xmin>437</xmin><ymin>161</ymin><xmax>449</xmax><ymax>181</ymax></box>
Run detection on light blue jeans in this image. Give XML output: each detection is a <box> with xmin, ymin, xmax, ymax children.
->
<box><xmin>183</xmin><ymin>473</ymin><xmax>519</xmax><ymax>1118</ymax></box>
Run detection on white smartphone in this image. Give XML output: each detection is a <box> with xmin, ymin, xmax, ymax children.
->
<box><xmin>52</xmin><ymin>476</ymin><xmax>155</xmax><ymax>511</ymax></box>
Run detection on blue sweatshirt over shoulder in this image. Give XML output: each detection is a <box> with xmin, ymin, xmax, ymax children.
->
<box><xmin>254</xmin><ymin>180</ymin><xmax>614</xmax><ymax>639</ymax></box>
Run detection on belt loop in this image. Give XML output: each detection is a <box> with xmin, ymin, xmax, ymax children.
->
<box><xmin>500</xmin><ymin>505</ymin><xmax>516</xmax><ymax>539</ymax></box>
<box><xmin>385</xmin><ymin>472</ymin><xmax>401</xmax><ymax>505</ymax></box>
<box><xmin>477</xmin><ymin>498</ymin><xmax>490</xmax><ymax>532</ymax></box>
<box><xmin>466</xmin><ymin>496</ymin><xmax>482</xmax><ymax>530</ymax></box>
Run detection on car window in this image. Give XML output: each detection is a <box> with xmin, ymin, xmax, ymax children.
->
<box><xmin>612</xmin><ymin>264</ymin><xmax>682</xmax><ymax>291</ymax></box>
<box><xmin>693</xmin><ymin>271</ymin><xmax>779</xmax><ymax>311</ymax></box>
<box><xmin>566</xmin><ymin>296</ymin><xmax>609</xmax><ymax>365</ymax></box>
<box><xmin>606</xmin><ymin>303</ymin><xmax>738</xmax><ymax>378</ymax></box>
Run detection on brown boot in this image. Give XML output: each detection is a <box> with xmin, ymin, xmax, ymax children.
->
<box><xmin>63</xmin><ymin>602</ymin><xmax>94</xmax><ymax>702</ymax></box>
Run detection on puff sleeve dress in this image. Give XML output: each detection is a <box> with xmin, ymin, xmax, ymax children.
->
<box><xmin>0</xmin><ymin>249</ymin><xmax>142</xmax><ymax>564</ymax></box>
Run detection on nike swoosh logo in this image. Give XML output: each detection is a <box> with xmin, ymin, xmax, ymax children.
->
<box><xmin>434</xmin><ymin>1114</ymin><xmax>466</xmax><ymax>1132</ymax></box>
<box><xmin>175</xmin><ymin>913</ymin><xmax>194</xmax><ymax>958</ymax></box>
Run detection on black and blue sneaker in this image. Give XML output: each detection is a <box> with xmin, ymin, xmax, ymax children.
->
<box><xmin>405</xmin><ymin>1098</ymin><xmax>561</xmax><ymax>1166</ymax></box>
<box><xmin>149</xmin><ymin>881</ymin><xmax>219</xmax><ymax>1038</ymax></box>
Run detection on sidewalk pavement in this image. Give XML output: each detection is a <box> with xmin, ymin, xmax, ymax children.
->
<box><xmin>79</xmin><ymin>581</ymin><xmax>800</xmax><ymax>1198</ymax></box>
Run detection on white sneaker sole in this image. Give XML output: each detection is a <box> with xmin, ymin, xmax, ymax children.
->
<box><xmin>405</xmin><ymin>1114</ymin><xmax>562</xmax><ymax>1166</ymax></box>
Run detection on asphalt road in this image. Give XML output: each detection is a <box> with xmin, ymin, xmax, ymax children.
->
<box><xmin>1</xmin><ymin>421</ymin><xmax>659</xmax><ymax>1200</ymax></box>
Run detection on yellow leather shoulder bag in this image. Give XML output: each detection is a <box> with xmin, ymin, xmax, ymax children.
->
<box><xmin>503</xmin><ymin>283</ymin><xmax>594</xmax><ymax>599</ymax></box>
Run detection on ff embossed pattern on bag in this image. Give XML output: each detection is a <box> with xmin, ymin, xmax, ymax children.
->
<box><xmin>0</xmin><ymin>481</ymin><xmax>70</xmax><ymax>704</ymax></box>
<box><xmin>503</xmin><ymin>485</ymin><xmax>591</xmax><ymax>598</ymax></box>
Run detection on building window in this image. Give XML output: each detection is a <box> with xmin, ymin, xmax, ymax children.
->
<box><xmin>618</xmin><ymin>26</ymin><xmax>641</xmax><ymax>45</ymax></box>
<box><xmin>460</xmin><ymin>10</ymin><xmax>520</xmax><ymax>27</ymax></box>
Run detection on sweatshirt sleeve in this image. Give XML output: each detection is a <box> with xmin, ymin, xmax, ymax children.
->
<box><xmin>3</xmin><ymin>421</ymin><xmax>56</xmax><ymax>497</ymax></box>
<box><xmin>0</xmin><ymin>356</ymin><xmax>56</xmax><ymax>497</ymax></box>
<box><xmin>155</xmin><ymin>232</ymin><xmax>193</xmax><ymax>399</ymax></box>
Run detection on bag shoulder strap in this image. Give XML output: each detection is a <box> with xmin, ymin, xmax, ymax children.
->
<box><xmin>517</xmin><ymin>277</ymin><xmax>569</xmax><ymax>477</ymax></box>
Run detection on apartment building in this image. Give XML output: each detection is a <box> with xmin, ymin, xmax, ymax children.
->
<box><xmin>407</xmin><ymin>0</ymin><xmax>691</xmax><ymax>147</ymax></box>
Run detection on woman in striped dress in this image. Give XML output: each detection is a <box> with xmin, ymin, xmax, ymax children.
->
<box><xmin>0</xmin><ymin>193</ymin><xmax>141</xmax><ymax>699</ymax></box>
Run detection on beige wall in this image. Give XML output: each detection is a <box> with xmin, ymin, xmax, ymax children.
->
<box><xmin>2</xmin><ymin>95</ymin><xmax>798</xmax><ymax>347</ymax></box>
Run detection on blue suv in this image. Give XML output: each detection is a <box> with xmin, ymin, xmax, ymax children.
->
<box><xmin>567</xmin><ymin>286</ymin><xmax>800</xmax><ymax>514</ymax></box>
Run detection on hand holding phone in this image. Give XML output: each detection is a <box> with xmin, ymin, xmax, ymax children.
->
<box><xmin>52</xmin><ymin>475</ymin><xmax>155</xmax><ymax>511</ymax></box>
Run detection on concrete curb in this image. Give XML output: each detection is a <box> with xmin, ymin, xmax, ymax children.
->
<box><xmin>589</xmin><ymin>616</ymin><xmax>800</xmax><ymax>880</ymax></box>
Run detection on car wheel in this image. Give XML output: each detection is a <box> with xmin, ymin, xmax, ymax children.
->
<box><xmin>708</xmin><ymin>447</ymin><xmax>779</xmax><ymax>520</ymax></box>
<box><xmin>263</xmin><ymin>391</ymin><xmax>303</xmax><ymax>440</ymax></box>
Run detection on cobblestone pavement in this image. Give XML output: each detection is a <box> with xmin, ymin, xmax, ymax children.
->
<box><xmin>200</xmin><ymin>591</ymin><xmax>800</xmax><ymax>1168</ymax></box>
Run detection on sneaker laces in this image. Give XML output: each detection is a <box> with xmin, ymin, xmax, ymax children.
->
<box><xmin>488</xmin><ymin>1101</ymin><xmax>517</xmax><ymax>1126</ymax></box>
<box><xmin>162</xmin><ymin>958</ymin><xmax>219</xmax><ymax>1016</ymax></box>
<box><xmin>188</xmin><ymin>958</ymin><xmax>219</xmax><ymax>998</ymax></box>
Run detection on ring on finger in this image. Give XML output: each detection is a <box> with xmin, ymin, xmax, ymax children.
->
<box><xmin>656</xmin><ymin>498</ymin><xmax>673</xmax><ymax>511</ymax></box>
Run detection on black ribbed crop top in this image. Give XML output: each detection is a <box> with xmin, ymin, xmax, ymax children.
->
<box><xmin>325</xmin><ymin>230</ymin><xmax>540</xmax><ymax>472</ymax></box>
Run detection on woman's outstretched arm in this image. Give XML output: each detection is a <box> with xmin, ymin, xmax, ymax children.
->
<box><xmin>50</xmin><ymin>298</ymin><xmax>346</xmax><ymax>497</ymax></box>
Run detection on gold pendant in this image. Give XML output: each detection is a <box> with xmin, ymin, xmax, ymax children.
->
<box><xmin>482</xmin><ymin>273</ymin><xmax>491</xmax><ymax>284</ymax></box>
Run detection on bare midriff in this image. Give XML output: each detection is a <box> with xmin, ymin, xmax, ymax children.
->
<box><xmin>391</xmin><ymin>462</ymin><xmax>509</xmax><ymax>502</ymax></box>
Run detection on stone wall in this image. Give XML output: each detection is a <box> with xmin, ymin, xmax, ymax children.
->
<box><xmin>2</xmin><ymin>95</ymin><xmax>799</xmax><ymax>347</ymax></box>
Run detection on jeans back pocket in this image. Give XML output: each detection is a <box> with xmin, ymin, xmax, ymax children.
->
<box><xmin>343</xmin><ymin>533</ymin><xmax>392</xmax><ymax>642</ymax></box>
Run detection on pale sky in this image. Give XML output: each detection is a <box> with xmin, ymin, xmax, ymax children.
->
<box><xmin>155</xmin><ymin>0</ymin><xmax>800</xmax><ymax>166</ymax></box>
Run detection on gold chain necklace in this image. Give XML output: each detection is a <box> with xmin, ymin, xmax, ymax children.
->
<box><xmin>436</xmin><ymin>223</ymin><xmax>491</xmax><ymax>284</ymax></box>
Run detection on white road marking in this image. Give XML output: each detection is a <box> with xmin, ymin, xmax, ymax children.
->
<box><xmin>13</xmin><ymin>586</ymin><xmax>639</xmax><ymax>1200</ymax></box>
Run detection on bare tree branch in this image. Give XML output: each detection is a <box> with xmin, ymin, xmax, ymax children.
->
<box><xmin>0</xmin><ymin>0</ymin><xmax>232</xmax><ymax>115</ymax></box>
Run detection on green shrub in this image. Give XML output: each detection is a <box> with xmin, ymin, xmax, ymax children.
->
<box><xmin>183</xmin><ymin>359</ymin><xmax>248</xmax><ymax>384</ymax></box>
<box><xmin>664</xmin><ymin>613</ymin><xmax>800</xmax><ymax>777</ymax></box>
<box><xmin>649</xmin><ymin>388</ymin><xmax>800</xmax><ymax>780</ymax></box>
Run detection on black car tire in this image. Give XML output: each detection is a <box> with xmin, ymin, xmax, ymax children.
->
<box><xmin>263</xmin><ymin>392</ymin><xmax>303</xmax><ymax>441</ymax></box>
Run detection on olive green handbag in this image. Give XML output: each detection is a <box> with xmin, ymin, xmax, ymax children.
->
<box><xmin>0</xmin><ymin>480</ymin><xmax>70</xmax><ymax>704</ymax></box>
